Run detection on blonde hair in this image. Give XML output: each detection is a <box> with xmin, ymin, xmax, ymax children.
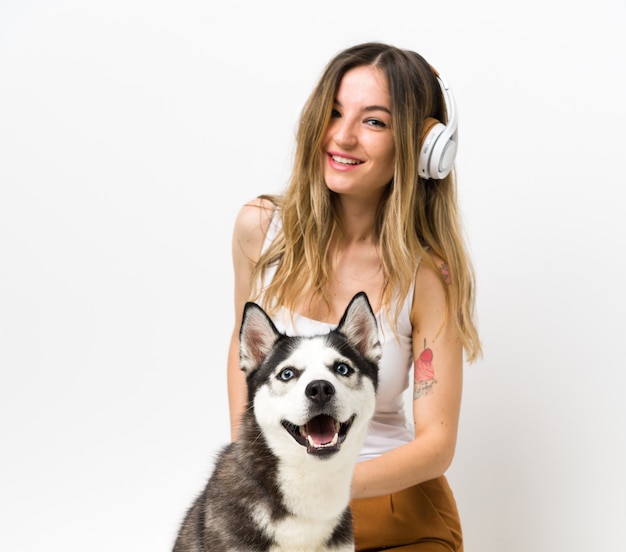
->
<box><xmin>252</xmin><ymin>42</ymin><xmax>481</xmax><ymax>362</ymax></box>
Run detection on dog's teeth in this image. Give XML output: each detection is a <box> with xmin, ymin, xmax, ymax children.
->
<box><xmin>306</xmin><ymin>433</ymin><xmax>340</xmax><ymax>449</ymax></box>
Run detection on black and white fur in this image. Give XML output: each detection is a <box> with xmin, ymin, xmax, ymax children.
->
<box><xmin>173</xmin><ymin>292</ymin><xmax>380</xmax><ymax>552</ymax></box>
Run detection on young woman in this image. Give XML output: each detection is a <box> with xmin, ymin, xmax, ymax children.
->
<box><xmin>226</xmin><ymin>42</ymin><xmax>481</xmax><ymax>551</ymax></box>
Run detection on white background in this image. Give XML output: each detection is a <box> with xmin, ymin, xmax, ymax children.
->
<box><xmin>1</xmin><ymin>1</ymin><xmax>625</xmax><ymax>550</ymax></box>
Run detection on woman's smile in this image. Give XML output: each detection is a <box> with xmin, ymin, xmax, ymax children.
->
<box><xmin>327</xmin><ymin>151</ymin><xmax>365</xmax><ymax>170</ymax></box>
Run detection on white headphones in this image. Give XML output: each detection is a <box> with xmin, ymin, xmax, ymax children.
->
<box><xmin>417</xmin><ymin>71</ymin><xmax>458</xmax><ymax>180</ymax></box>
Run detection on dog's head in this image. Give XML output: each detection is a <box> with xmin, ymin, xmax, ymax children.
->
<box><xmin>239</xmin><ymin>292</ymin><xmax>380</xmax><ymax>460</ymax></box>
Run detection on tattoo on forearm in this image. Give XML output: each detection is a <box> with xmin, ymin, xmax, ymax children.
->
<box><xmin>414</xmin><ymin>339</ymin><xmax>437</xmax><ymax>400</ymax></box>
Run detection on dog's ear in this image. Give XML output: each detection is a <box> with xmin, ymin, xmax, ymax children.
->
<box><xmin>336</xmin><ymin>292</ymin><xmax>381</xmax><ymax>363</ymax></box>
<box><xmin>239</xmin><ymin>302</ymin><xmax>281</xmax><ymax>375</ymax></box>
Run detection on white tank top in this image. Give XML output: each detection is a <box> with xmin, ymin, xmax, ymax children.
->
<box><xmin>259</xmin><ymin>212</ymin><xmax>415</xmax><ymax>461</ymax></box>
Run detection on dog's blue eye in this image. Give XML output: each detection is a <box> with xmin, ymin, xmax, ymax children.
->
<box><xmin>279</xmin><ymin>368</ymin><xmax>295</xmax><ymax>381</ymax></box>
<box><xmin>335</xmin><ymin>363</ymin><xmax>351</xmax><ymax>376</ymax></box>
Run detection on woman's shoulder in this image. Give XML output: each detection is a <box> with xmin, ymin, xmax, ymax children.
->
<box><xmin>235</xmin><ymin>196</ymin><xmax>276</xmax><ymax>230</ymax></box>
<box><xmin>232</xmin><ymin>196</ymin><xmax>278</xmax><ymax>261</ymax></box>
<box><xmin>411</xmin><ymin>250</ymin><xmax>451</xmax><ymax>322</ymax></box>
<box><xmin>418</xmin><ymin>250</ymin><xmax>451</xmax><ymax>287</ymax></box>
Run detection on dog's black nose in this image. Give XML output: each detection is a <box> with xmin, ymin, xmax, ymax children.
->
<box><xmin>305</xmin><ymin>380</ymin><xmax>335</xmax><ymax>405</ymax></box>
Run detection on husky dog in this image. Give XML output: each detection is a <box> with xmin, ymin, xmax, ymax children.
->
<box><xmin>173</xmin><ymin>292</ymin><xmax>380</xmax><ymax>552</ymax></box>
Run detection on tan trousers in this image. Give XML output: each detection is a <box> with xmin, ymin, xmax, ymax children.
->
<box><xmin>350</xmin><ymin>476</ymin><xmax>463</xmax><ymax>551</ymax></box>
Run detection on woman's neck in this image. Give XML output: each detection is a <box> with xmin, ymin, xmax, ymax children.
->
<box><xmin>333</xmin><ymin>195</ymin><xmax>380</xmax><ymax>244</ymax></box>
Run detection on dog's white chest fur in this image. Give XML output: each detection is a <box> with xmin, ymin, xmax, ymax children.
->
<box><xmin>252</xmin><ymin>502</ymin><xmax>354</xmax><ymax>552</ymax></box>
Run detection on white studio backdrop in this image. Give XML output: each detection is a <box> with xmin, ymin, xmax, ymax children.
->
<box><xmin>1</xmin><ymin>1</ymin><xmax>625</xmax><ymax>550</ymax></box>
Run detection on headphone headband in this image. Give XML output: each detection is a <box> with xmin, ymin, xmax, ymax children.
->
<box><xmin>417</xmin><ymin>71</ymin><xmax>458</xmax><ymax>180</ymax></box>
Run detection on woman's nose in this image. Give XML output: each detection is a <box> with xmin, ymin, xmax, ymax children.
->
<box><xmin>331</xmin><ymin>119</ymin><xmax>358</xmax><ymax>148</ymax></box>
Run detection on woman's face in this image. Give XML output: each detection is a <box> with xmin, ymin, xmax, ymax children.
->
<box><xmin>321</xmin><ymin>65</ymin><xmax>396</xmax><ymax>201</ymax></box>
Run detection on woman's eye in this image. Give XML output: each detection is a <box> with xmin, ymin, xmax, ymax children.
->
<box><xmin>330</xmin><ymin>108</ymin><xmax>341</xmax><ymax>118</ymax></box>
<box><xmin>279</xmin><ymin>368</ymin><xmax>295</xmax><ymax>381</ymax></box>
<box><xmin>335</xmin><ymin>363</ymin><xmax>351</xmax><ymax>376</ymax></box>
<box><xmin>366</xmin><ymin>118</ymin><xmax>387</xmax><ymax>128</ymax></box>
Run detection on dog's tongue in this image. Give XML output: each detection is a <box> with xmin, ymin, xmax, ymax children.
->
<box><xmin>305</xmin><ymin>415</ymin><xmax>338</xmax><ymax>447</ymax></box>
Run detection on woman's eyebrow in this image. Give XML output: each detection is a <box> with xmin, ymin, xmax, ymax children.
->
<box><xmin>334</xmin><ymin>99</ymin><xmax>392</xmax><ymax>115</ymax></box>
<box><xmin>364</xmin><ymin>105</ymin><xmax>391</xmax><ymax>115</ymax></box>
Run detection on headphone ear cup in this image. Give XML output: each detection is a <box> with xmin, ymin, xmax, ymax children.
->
<box><xmin>437</xmin><ymin>136</ymin><xmax>457</xmax><ymax>178</ymax></box>
<box><xmin>418</xmin><ymin>117</ymin><xmax>445</xmax><ymax>179</ymax></box>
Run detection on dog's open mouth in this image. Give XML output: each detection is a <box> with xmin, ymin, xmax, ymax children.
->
<box><xmin>281</xmin><ymin>414</ymin><xmax>355</xmax><ymax>456</ymax></box>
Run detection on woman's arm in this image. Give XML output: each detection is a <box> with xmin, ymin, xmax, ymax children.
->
<box><xmin>226</xmin><ymin>198</ymin><xmax>275</xmax><ymax>441</ymax></box>
<box><xmin>351</xmin><ymin>255</ymin><xmax>463</xmax><ymax>498</ymax></box>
